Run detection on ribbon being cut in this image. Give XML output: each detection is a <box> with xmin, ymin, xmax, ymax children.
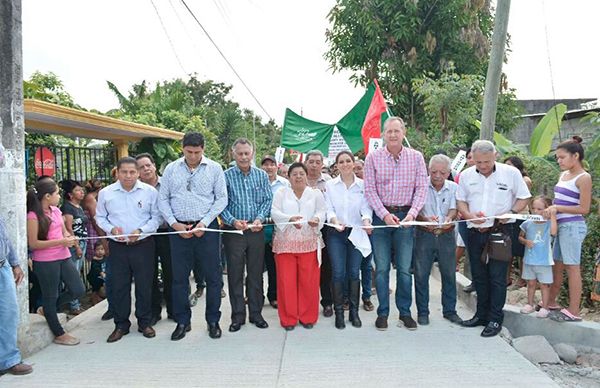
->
<box><xmin>76</xmin><ymin>213</ymin><xmax>543</xmax><ymax>241</ymax></box>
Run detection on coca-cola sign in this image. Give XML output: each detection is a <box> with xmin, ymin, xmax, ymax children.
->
<box><xmin>34</xmin><ymin>147</ymin><xmax>56</xmax><ymax>177</ymax></box>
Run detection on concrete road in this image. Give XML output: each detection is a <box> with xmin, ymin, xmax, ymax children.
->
<box><xmin>2</xmin><ymin>273</ymin><xmax>556</xmax><ymax>387</ymax></box>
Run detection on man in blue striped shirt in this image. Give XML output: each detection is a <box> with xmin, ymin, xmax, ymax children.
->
<box><xmin>221</xmin><ymin>138</ymin><xmax>273</xmax><ymax>332</ymax></box>
<box><xmin>158</xmin><ymin>132</ymin><xmax>228</xmax><ymax>341</ymax></box>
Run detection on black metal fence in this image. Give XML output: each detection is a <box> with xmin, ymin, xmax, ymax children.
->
<box><xmin>26</xmin><ymin>144</ymin><xmax>116</xmax><ymax>186</ymax></box>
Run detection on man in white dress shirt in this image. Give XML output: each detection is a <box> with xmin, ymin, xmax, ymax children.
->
<box><xmin>456</xmin><ymin>140</ymin><xmax>531</xmax><ymax>337</ymax></box>
<box><xmin>96</xmin><ymin>157</ymin><xmax>160</xmax><ymax>343</ymax></box>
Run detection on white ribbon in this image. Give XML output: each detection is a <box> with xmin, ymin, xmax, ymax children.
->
<box><xmin>78</xmin><ymin>226</ymin><xmax>243</xmax><ymax>241</ymax></box>
<box><xmin>321</xmin><ymin>213</ymin><xmax>543</xmax><ymax>230</ymax></box>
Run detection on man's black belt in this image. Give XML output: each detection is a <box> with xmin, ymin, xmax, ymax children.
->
<box><xmin>176</xmin><ymin>219</ymin><xmax>202</xmax><ymax>226</ymax></box>
<box><xmin>384</xmin><ymin>205</ymin><xmax>411</xmax><ymax>213</ymax></box>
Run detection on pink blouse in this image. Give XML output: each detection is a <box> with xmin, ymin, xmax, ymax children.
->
<box><xmin>27</xmin><ymin>206</ymin><xmax>71</xmax><ymax>262</ymax></box>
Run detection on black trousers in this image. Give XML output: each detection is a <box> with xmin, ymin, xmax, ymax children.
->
<box><xmin>170</xmin><ymin>222</ymin><xmax>222</xmax><ymax>325</ymax></box>
<box><xmin>320</xmin><ymin>228</ymin><xmax>333</xmax><ymax>307</ymax></box>
<box><xmin>33</xmin><ymin>258</ymin><xmax>85</xmax><ymax>337</ymax></box>
<box><xmin>108</xmin><ymin>238</ymin><xmax>155</xmax><ymax>331</ymax></box>
<box><xmin>223</xmin><ymin>229</ymin><xmax>265</xmax><ymax>323</ymax></box>
<box><xmin>264</xmin><ymin>242</ymin><xmax>277</xmax><ymax>302</ymax></box>
<box><xmin>151</xmin><ymin>233</ymin><xmax>173</xmax><ymax>317</ymax></box>
<box><xmin>466</xmin><ymin>226</ymin><xmax>513</xmax><ymax>324</ymax></box>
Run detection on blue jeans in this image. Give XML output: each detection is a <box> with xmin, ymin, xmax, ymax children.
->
<box><xmin>326</xmin><ymin>227</ymin><xmax>362</xmax><ymax>283</ymax></box>
<box><xmin>361</xmin><ymin>254</ymin><xmax>373</xmax><ymax>299</ymax></box>
<box><xmin>0</xmin><ymin>263</ymin><xmax>22</xmax><ymax>370</ymax></box>
<box><xmin>68</xmin><ymin>240</ymin><xmax>87</xmax><ymax>310</ymax></box>
<box><xmin>413</xmin><ymin>229</ymin><xmax>457</xmax><ymax>317</ymax></box>
<box><xmin>371</xmin><ymin>211</ymin><xmax>415</xmax><ymax>317</ymax></box>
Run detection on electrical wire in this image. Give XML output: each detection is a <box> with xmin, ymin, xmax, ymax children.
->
<box><xmin>150</xmin><ymin>0</ymin><xmax>188</xmax><ymax>76</ymax></box>
<box><xmin>179</xmin><ymin>0</ymin><xmax>274</xmax><ymax>121</ymax></box>
<box><xmin>541</xmin><ymin>0</ymin><xmax>568</xmax><ymax>141</ymax></box>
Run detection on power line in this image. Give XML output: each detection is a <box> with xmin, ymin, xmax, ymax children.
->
<box><xmin>541</xmin><ymin>0</ymin><xmax>567</xmax><ymax>141</ymax></box>
<box><xmin>150</xmin><ymin>0</ymin><xmax>188</xmax><ymax>76</ymax></box>
<box><xmin>179</xmin><ymin>0</ymin><xmax>274</xmax><ymax>121</ymax></box>
<box><xmin>168</xmin><ymin>0</ymin><xmax>207</xmax><ymax>72</ymax></box>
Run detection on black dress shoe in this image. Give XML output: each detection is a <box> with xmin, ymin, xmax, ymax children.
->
<box><xmin>101</xmin><ymin>310</ymin><xmax>114</xmax><ymax>321</ymax></box>
<box><xmin>229</xmin><ymin>322</ymin><xmax>244</xmax><ymax>332</ymax></box>
<box><xmin>461</xmin><ymin>316</ymin><xmax>488</xmax><ymax>328</ymax></box>
<box><xmin>208</xmin><ymin>323</ymin><xmax>222</xmax><ymax>339</ymax></box>
<box><xmin>284</xmin><ymin>325</ymin><xmax>295</xmax><ymax>331</ymax></box>
<box><xmin>249</xmin><ymin>318</ymin><xmax>269</xmax><ymax>329</ymax></box>
<box><xmin>323</xmin><ymin>305</ymin><xmax>333</xmax><ymax>317</ymax></box>
<box><xmin>171</xmin><ymin>323</ymin><xmax>191</xmax><ymax>341</ymax></box>
<box><xmin>463</xmin><ymin>283</ymin><xmax>475</xmax><ymax>293</ymax></box>
<box><xmin>300</xmin><ymin>322</ymin><xmax>313</xmax><ymax>329</ymax></box>
<box><xmin>481</xmin><ymin>321</ymin><xmax>502</xmax><ymax>337</ymax></box>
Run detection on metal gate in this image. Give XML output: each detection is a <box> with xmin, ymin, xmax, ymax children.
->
<box><xmin>26</xmin><ymin>144</ymin><xmax>116</xmax><ymax>186</ymax></box>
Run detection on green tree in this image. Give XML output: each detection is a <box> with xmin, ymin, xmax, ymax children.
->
<box><xmin>412</xmin><ymin>69</ymin><xmax>522</xmax><ymax>148</ymax></box>
<box><xmin>325</xmin><ymin>0</ymin><xmax>494</xmax><ymax>122</ymax></box>
<box><xmin>107</xmin><ymin>75</ymin><xmax>281</xmax><ymax>167</ymax></box>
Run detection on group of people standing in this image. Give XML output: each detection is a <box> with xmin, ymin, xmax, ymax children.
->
<box><xmin>0</xmin><ymin>115</ymin><xmax>592</xmax><ymax>376</ymax></box>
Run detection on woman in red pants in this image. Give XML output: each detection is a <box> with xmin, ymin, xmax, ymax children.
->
<box><xmin>271</xmin><ymin>162</ymin><xmax>326</xmax><ymax>330</ymax></box>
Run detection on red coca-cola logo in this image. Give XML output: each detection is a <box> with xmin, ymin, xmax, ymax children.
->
<box><xmin>34</xmin><ymin>147</ymin><xmax>56</xmax><ymax>177</ymax></box>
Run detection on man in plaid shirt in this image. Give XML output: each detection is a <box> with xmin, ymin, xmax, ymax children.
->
<box><xmin>221</xmin><ymin>138</ymin><xmax>273</xmax><ymax>333</ymax></box>
<box><xmin>364</xmin><ymin>117</ymin><xmax>428</xmax><ymax>331</ymax></box>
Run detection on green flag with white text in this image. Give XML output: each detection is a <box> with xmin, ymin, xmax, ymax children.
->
<box><xmin>281</xmin><ymin>108</ymin><xmax>335</xmax><ymax>154</ymax></box>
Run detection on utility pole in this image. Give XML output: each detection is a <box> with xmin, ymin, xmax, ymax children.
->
<box><xmin>0</xmin><ymin>0</ymin><xmax>30</xmax><ymax>344</ymax></box>
<box><xmin>480</xmin><ymin>0</ymin><xmax>511</xmax><ymax>140</ymax></box>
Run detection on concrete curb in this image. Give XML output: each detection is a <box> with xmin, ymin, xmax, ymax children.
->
<box><xmin>18</xmin><ymin>299</ymin><xmax>108</xmax><ymax>358</ymax></box>
<box><xmin>432</xmin><ymin>265</ymin><xmax>600</xmax><ymax>348</ymax></box>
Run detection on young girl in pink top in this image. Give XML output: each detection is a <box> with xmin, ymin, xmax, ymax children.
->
<box><xmin>26</xmin><ymin>178</ymin><xmax>85</xmax><ymax>346</ymax></box>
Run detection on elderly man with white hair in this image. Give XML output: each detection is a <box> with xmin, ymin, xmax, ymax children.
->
<box><xmin>457</xmin><ymin>140</ymin><xmax>531</xmax><ymax>337</ymax></box>
<box><xmin>413</xmin><ymin>154</ymin><xmax>463</xmax><ymax>326</ymax></box>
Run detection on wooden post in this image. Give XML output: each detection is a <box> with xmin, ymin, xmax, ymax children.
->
<box><xmin>114</xmin><ymin>140</ymin><xmax>129</xmax><ymax>159</ymax></box>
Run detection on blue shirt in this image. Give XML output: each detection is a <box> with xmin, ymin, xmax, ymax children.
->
<box><xmin>96</xmin><ymin>180</ymin><xmax>160</xmax><ymax>241</ymax></box>
<box><xmin>419</xmin><ymin>180</ymin><xmax>457</xmax><ymax>222</ymax></box>
<box><xmin>520</xmin><ymin>220</ymin><xmax>554</xmax><ymax>266</ymax></box>
<box><xmin>221</xmin><ymin>166</ymin><xmax>273</xmax><ymax>225</ymax></box>
<box><xmin>0</xmin><ymin>217</ymin><xmax>18</xmax><ymax>266</ymax></box>
<box><xmin>158</xmin><ymin>156</ymin><xmax>228</xmax><ymax>227</ymax></box>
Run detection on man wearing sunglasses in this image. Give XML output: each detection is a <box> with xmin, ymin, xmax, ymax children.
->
<box><xmin>158</xmin><ymin>132</ymin><xmax>228</xmax><ymax>341</ymax></box>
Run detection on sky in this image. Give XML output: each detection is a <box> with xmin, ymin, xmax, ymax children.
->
<box><xmin>22</xmin><ymin>0</ymin><xmax>600</xmax><ymax>127</ymax></box>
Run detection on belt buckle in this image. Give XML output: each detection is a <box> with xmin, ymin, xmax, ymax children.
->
<box><xmin>433</xmin><ymin>228</ymin><xmax>442</xmax><ymax>236</ymax></box>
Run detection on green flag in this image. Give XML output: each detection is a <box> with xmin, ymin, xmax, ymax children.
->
<box><xmin>281</xmin><ymin>108</ymin><xmax>335</xmax><ymax>154</ymax></box>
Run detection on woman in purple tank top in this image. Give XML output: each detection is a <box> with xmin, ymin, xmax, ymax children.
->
<box><xmin>544</xmin><ymin>136</ymin><xmax>592</xmax><ymax>322</ymax></box>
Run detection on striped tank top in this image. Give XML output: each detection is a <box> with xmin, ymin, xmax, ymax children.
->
<box><xmin>553</xmin><ymin>171</ymin><xmax>587</xmax><ymax>223</ymax></box>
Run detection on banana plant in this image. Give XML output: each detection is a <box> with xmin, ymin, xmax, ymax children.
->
<box><xmin>529</xmin><ymin>103</ymin><xmax>567</xmax><ymax>156</ymax></box>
